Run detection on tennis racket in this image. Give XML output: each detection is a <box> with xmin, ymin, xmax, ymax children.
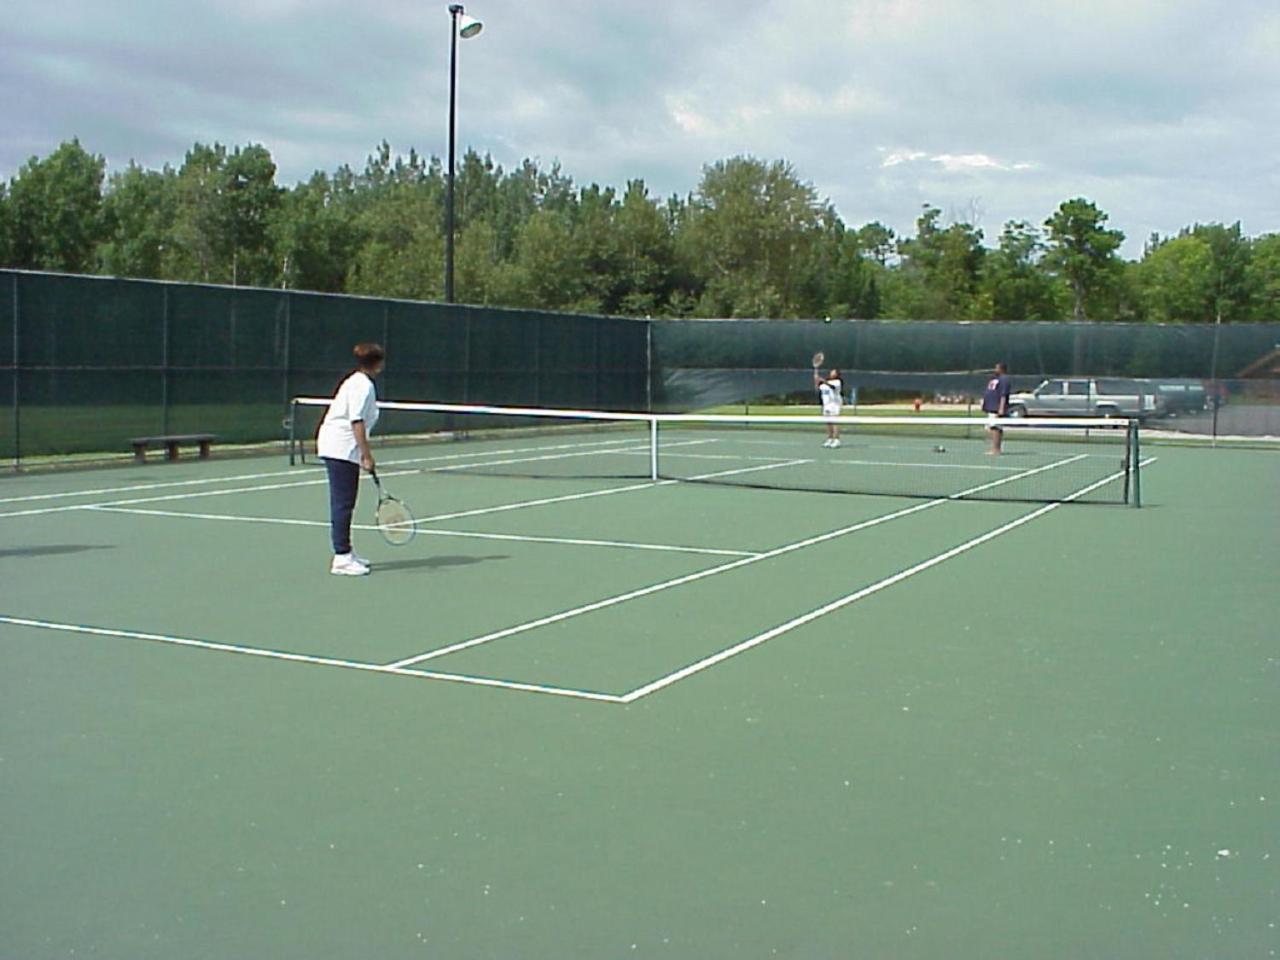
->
<box><xmin>369</xmin><ymin>469</ymin><xmax>416</xmax><ymax>546</ymax></box>
<box><xmin>811</xmin><ymin>351</ymin><xmax>825</xmax><ymax>369</ymax></box>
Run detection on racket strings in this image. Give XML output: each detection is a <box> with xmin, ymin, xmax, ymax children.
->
<box><xmin>375</xmin><ymin>497</ymin><xmax>416</xmax><ymax>545</ymax></box>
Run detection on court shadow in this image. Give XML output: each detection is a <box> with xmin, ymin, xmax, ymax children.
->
<box><xmin>375</xmin><ymin>554</ymin><xmax>510</xmax><ymax>573</ymax></box>
<box><xmin>0</xmin><ymin>545</ymin><xmax>116</xmax><ymax>559</ymax></box>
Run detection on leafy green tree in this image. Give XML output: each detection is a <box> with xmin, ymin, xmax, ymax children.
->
<box><xmin>169</xmin><ymin>142</ymin><xmax>232</xmax><ymax>282</ymax></box>
<box><xmin>223</xmin><ymin>143</ymin><xmax>283</xmax><ymax>286</ymax></box>
<box><xmin>98</xmin><ymin>162</ymin><xmax>177</xmax><ymax>279</ymax></box>
<box><xmin>1246</xmin><ymin>233</ymin><xmax>1280</xmax><ymax>322</ymax></box>
<box><xmin>500</xmin><ymin>209</ymin><xmax>588</xmax><ymax>310</ymax></box>
<box><xmin>1191</xmin><ymin>222</ymin><xmax>1253</xmax><ymax>323</ymax></box>
<box><xmin>612</xmin><ymin>179</ymin><xmax>675</xmax><ymax>316</ymax></box>
<box><xmin>790</xmin><ymin>213</ymin><xmax>880</xmax><ymax>319</ymax></box>
<box><xmin>0</xmin><ymin>183</ymin><xmax>13</xmax><ymax>266</ymax></box>
<box><xmin>8</xmin><ymin>138</ymin><xmax>1278</xmax><ymax>328</ymax></box>
<box><xmin>269</xmin><ymin>171</ymin><xmax>361</xmax><ymax>292</ymax></box>
<box><xmin>454</xmin><ymin>150</ymin><xmax>503</xmax><ymax>231</ymax></box>
<box><xmin>570</xmin><ymin>183</ymin><xmax>623</xmax><ymax>314</ymax></box>
<box><xmin>1133</xmin><ymin>223</ymin><xmax>1255</xmax><ymax>324</ymax></box>
<box><xmin>979</xmin><ymin>221</ymin><xmax>1062</xmax><ymax>321</ymax></box>
<box><xmin>1135</xmin><ymin>234</ymin><xmax>1215</xmax><ymax>323</ymax></box>
<box><xmin>1043</xmin><ymin>198</ymin><xmax>1125</xmax><ymax>321</ymax></box>
<box><xmin>677</xmin><ymin>156</ymin><xmax>825</xmax><ymax>317</ymax></box>
<box><xmin>453</xmin><ymin>218</ymin><xmax>507</xmax><ymax>304</ymax></box>
<box><xmin>345</xmin><ymin>143</ymin><xmax>446</xmax><ymax>299</ymax></box>
<box><xmin>346</xmin><ymin>187</ymin><xmax>444</xmax><ymax>300</ymax></box>
<box><xmin>855</xmin><ymin>222</ymin><xmax>896</xmax><ymax>266</ymax></box>
<box><xmin>7</xmin><ymin>139</ymin><xmax>106</xmax><ymax>272</ymax></box>
<box><xmin>890</xmin><ymin>205</ymin><xmax>985</xmax><ymax>320</ymax></box>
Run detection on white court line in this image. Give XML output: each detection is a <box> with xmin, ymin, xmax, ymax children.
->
<box><xmin>382</xmin><ymin>454</ymin><xmax>1083</xmax><ymax>670</ymax></box>
<box><xmin>621</xmin><ymin>457</ymin><xmax>1158</xmax><ymax>703</ymax></box>
<box><xmin>0</xmin><ymin>436</ymin><xmax>643</xmax><ymax>509</ymax></box>
<box><xmin>429</xmin><ymin>439</ymin><xmax>712</xmax><ymax>472</ymax></box>
<box><xmin>0</xmin><ymin>451</ymin><xmax>632</xmax><ymax>519</ymax></box>
<box><xmin>383</xmin><ymin>435</ymin><xmax>646</xmax><ymax>467</ymax></box>
<box><xmin>0</xmin><ymin>615</ymin><xmax>624</xmax><ymax>704</ymax></box>
<box><xmin>0</xmin><ymin>475</ymin><xmax>341</xmax><ymax>518</ymax></box>
<box><xmin>652</xmin><ymin>448</ymin><xmax>1033</xmax><ymax>472</ymax></box>
<box><xmin>413</xmin><ymin>528</ymin><xmax>759</xmax><ymax>558</ymax></box>
<box><xmin>87</xmin><ymin>505</ymin><xmax>760</xmax><ymax>558</ymax></box>
<box><xmin>415</xmin><ymin>479</ymin><xmax>667</xmax><ymax>523</ymax></box>
<box><xmin>0</xmin><ymin>438</ymin><xmax>716</xmax><ymax>521</ymax></box>
<box><xmin>409</xmin><ymin>456</ymin><xmax>802</xmax><ymax>524</ymax></box>
<box><xmin>0</xmin><ymin>467</ymin><xmax>318</xmax><ymax>505</ymax></box>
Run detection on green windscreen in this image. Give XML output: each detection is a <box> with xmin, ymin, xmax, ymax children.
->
<box><xmin>650</xmin><ymin>318</ymin><xmax>1280</xmax><ymax>438</ymax></box>
<box><xmin>0</xmin><ymin>270</ymin><xmax>651</xmax><ymax>465</ymax></box>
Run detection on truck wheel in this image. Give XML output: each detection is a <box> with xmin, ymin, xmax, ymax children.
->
<box><xmin>1007</xmin><ymin>405</ymin><xmax>1026</xmax><ymax>418</ymax></box>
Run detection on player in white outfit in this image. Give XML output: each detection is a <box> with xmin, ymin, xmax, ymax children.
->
<box><xmin>815</xmin><ymin>367</ymin><xmax>843</xmax><ymax>448</ymax></box>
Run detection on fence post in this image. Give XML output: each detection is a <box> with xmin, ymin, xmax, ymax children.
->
<box><xmin>11</xmin><ymin>273</ymin><xmax>19</xmax><ymax>470</ymax></box>
<box><xmin>534</xmin><ymin>313</ymin><xmax>542</xmax><ymax>406</ymax></box>
<box><xmin>282</xmin><ymin>291</ymin><xmax>292</xmax><ymax>434</ymax></box>
<box><xmin>1209</xmin><ymin>313</ymin><xmax>1222</xmax><ymax>446</ymax></box>
<box><xmin>462</xmin><ymin>308</ymin><xmax>471</xmax><ymax>403</ymax></box>
<box><xmin>645</xmin><ymin>321</ymin><xmax>653</xmax><ymax>413</ymax></box>
<box><xmin>161</xmin><ymin>285</ymin><xmax>171</xmax><ymax>436</ymax></box>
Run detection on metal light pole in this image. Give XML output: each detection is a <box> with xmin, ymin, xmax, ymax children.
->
<box><xmin>445</xmin><ymin>3</ymin><xmax>483</xmax><ymax>303</ymax></box>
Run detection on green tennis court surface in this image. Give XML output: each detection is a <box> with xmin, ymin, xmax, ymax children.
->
<box><xmin>1</xmin><ymin>433</ymin><xmax>1275</xmax><ymax>958</ymax></box>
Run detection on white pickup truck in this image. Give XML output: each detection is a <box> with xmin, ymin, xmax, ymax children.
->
<box><xmin>1006</xmin><ymin>379</ymin><xmax>1164</xmax><ymax>419</ymax></box>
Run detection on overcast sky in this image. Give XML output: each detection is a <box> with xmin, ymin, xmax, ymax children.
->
<box><xmin>3</xmin><ymin>0</ymin><xmax>1277</xmax><ymax>257</ymax></box>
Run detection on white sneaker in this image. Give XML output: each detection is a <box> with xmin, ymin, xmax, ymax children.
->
<box><xmin>330</xmin><ymin>553</ymin><xmax>370</xmax><ymax>576</ymax></box>
<box><xmin>822</xmin><ymin>438</ymin><xmax>833</xmax><ymax>448</ymax></box>
<box><xmin>351</xmin><ymin>551</ymin><xmax>372</xmax><ymax>569</ymax></box>
<box><xmin>830</xmin><ymin>438</ymin><xmax>841</xmax><ymax>448</ymax></box>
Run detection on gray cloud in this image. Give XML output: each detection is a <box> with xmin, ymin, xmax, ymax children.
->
<box><xmin>2</xmin><ymin>0</ymin><xmax>1277</xmax><ymax>256</ymax></box>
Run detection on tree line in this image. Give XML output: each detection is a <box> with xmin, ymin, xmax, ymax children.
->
<box><xmin>1</xmin><ymin>138</ymin><xmax>1277</xmax><ymax>323</ymax></box>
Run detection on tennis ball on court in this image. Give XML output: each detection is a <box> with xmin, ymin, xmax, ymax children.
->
<box><xmin>823</xmin><ymin>316</ymin><xmax>832</xmax><ymax>324</ymax></box>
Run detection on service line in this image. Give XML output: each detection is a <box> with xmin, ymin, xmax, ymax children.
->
<box><xmin>87</xmin><ymin>505</ymin><xmax>759</xmax><ymax>558</ymax></box>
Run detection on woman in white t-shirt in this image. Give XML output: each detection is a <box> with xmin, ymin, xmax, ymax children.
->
<box><xmin>317</xmin><ymin>343</ymin><xmax>384</xmax><ymax>576</ymax></box>
<box><xmin>814</xmin><ymin>367</ymin><xmax>843</xmax><ymax>448</ymax></box>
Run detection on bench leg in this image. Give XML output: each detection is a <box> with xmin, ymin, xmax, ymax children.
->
<box><xmin>166</xmin><ymin>442</ymin><xmax>180</xmax><ymax>461</ymax></box>
<box><xmin>133</xmin><ymin>446</ymin><xmax>147</xmax><ymax>464</ymax></box>
<box><xmin>198</xmin><ymin>440</ymin><xmax>211</xmax><ymax>459</ymax></box>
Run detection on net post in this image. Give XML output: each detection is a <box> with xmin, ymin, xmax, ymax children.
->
<box><xmin>288</xmin><ymin>399</ymin><xmax>298</xmax><ymax>466</ymax></box>
<box><xmin>649</xmin><ymin>416</ymin><xmax>659</xmax><ymax>481</ymax></box>
<box><xmin>1130</xmin><ymin>419</ymin><xmax>1142</xmax><ymax>508</ymax></box>
<box><xmin>1122</xmin><ymin>420</ymin><xmax>1131</xmax><ymax>505</ymax></box>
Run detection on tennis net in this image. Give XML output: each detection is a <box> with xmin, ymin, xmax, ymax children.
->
<box><xmin>289</xmin><ymin>398</ymin><xmax>1142</xmax><ymax>506</ymax></box>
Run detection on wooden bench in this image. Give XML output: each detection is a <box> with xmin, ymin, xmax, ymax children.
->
<box><xmin>129</xmin><ymin>433</ymin><xmax>218</xmax><ymax>464</ymax></box>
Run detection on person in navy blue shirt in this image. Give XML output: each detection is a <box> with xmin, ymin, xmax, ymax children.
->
<box><xmin>982</xmin><ymin>362</ymin><xmax>1012</xmax><ymax>455</ymax></box>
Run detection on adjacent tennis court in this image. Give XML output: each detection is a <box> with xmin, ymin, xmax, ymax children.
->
<box><xmin>1</xmin><ymin>420</ymin><xmax>1276</xmax><ymax>958</ymax></box>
